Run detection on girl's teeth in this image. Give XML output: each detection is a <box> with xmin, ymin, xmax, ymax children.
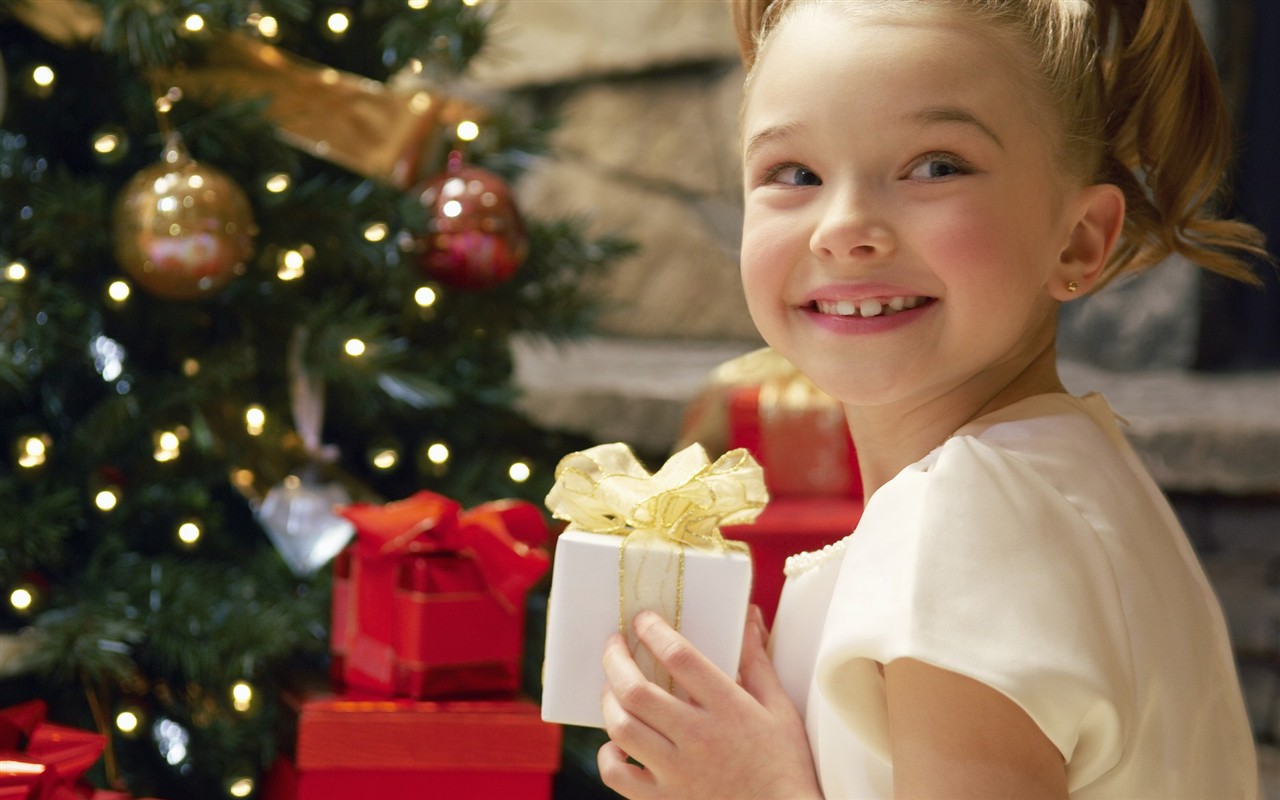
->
<box><xmin>816</xmin><ymin>296</ymin><xmax>922</xmax><ymax>317</ymax></box>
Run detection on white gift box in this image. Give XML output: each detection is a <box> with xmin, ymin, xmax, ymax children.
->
<box><xmin>540</xmin><ymin>529</ymin><xmax>754</xmax><ymax>728</ymax></box>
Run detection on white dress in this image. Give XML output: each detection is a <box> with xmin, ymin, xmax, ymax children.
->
<box><xmin>770</xmin><ymin>393</ymin><xmax>1257</xmax><ymax>799</ymax></box>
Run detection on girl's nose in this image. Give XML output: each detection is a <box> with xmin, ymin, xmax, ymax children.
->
<box><xmin>808</xmin><ymin>188</ymin><xmax>894</xmax><ymax>260</ymax></box>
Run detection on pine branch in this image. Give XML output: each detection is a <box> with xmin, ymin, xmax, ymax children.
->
<box><xmin>26</xmin><ymin>599</ymin><xmax>146</xmax><ymax>689</ymax></box>
<box><xmin>92</xmin><ymin>0</ymin><xmax>192</xmax><ymax>70</ymax></box>
<box><xmin>14</xmin><ymin>168</ymin><xmax>113</xmax><ymax>277</ymax></box>
<box><xmin>494</xmin><ymin>217</ymin><xmax>638</xmax><ymax>341</ymax></box>
<box><xmin>0</xmin><ymin>479</ymin><xmax>79</xmax><ymax>583</ymax></box>
<box><xmin>378</xmin><ymin>0</ymin><xmax>491</xmax><ymax>78</ymax></box>
<box><xmin>87</xmin><ymin>0</ymin><xmax>309</xmax><ymax>70</ymax></box>
<box><xmin>175</xmin><ymin>96</ymin><xmax>299</xmax><ymax>182</ymax></box>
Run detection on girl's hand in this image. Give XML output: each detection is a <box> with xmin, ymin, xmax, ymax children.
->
<box><xmin>598</xmin><ymin>605</ymin><xmax>822</xmax><ymax>800</ymax></box>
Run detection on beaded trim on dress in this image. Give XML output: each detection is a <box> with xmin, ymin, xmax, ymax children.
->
<box><xmin>783</xmin><ymin>533</ymin><xmax>854</xmax><ymax>578</ymax></box>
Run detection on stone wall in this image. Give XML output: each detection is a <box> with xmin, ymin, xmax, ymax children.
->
<box><xmin>469</xmin><ymin>0</ymin><xmax>759</xmax><ymax>341</ymax></box>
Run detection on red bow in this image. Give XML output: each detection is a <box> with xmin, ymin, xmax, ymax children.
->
<box><xmin>0</xmin><ymin>700</ymin><xmax>106</xmax><ymax>800</ymax></box>
<box><xmin>338</xmin><ymin>491</ymin><xmax>549</xmax><ymax>608</ymax></box>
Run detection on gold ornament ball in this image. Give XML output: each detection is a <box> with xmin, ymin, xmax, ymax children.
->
<box><xmin>113</xmin><ymin>134</ymin><xmax>256</xmax><ymax>300</ymax></box>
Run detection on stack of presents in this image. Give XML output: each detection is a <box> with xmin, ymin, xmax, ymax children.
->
<box><xmin>262</xmin><ymin>346</ymin><xmax>863</xmax><ymax>797</ymax></box>
<box><xmin>263</xmin><ymin>491</ymin><xmax>562</xmax><ymax>800</ymax></box>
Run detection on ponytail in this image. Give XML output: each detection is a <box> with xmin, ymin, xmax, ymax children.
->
<box><xmin>732</xmin><ymin>0</ymin><xmax>770</xmax><ymax>70</ymax></box>
<box><xmin>1093</xmin><ymin>0</ymin><xmax>1268</xmax><ymax>285</ymax></box>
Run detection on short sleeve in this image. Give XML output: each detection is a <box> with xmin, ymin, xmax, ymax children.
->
<box><xmin>813</xmin><ymin>435</ymin><xmax>1134</xmax><ymax>791</ymax></box>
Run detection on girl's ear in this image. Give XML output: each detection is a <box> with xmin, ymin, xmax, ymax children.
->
<box><xmin>1051</xmin><ymin>183</ymin><xmax>1125</xmax><ymax>301</ymax></box>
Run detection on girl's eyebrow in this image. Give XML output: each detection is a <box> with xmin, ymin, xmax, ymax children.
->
<box><xmin>909</xmin><ymin>106</ymin><xmax>1004</xmax><ymax>150</ymax></box>
<box><xmin>745</xmin><ymin>108</ymin><xmax>1002</xmax><ymax>162</ymax></box>
<box><xmin>743</xmin><ymin>121</ymin><xmax>804</xmax><ymax>162</ymax></box>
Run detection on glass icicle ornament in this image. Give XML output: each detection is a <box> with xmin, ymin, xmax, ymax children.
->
<box><xmin>258</xmin><ymin>469</ymin><xmax>355</xmax><ymax>577</ymax></box>
<box><xmin>256</xmin><ymin>328</ymin><xmax>355</xmax><ymax>576</ymax></box>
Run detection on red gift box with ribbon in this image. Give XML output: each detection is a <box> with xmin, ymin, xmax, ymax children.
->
<box><xmin>722</xmin><ymin>382</ymin><xmax>863</xmax><ymax>625</ymax></box>
<box><xmin>677</xmin><ymin>348</ymin><xmax>864</xmax><ymax>626</ymax></box>
<box><xmin>0</xmin><ymin>699</ymin><xmax>115</xmax><ymax>800</ymax></box>
<box><xmin>330</xmin><ymin>491</ymin><xmax>550</xmax><ymax>699</ymax></box>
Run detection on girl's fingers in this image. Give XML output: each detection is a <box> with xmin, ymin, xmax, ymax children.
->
<box><xmin>631</xmin><ymin>610</ymin><xmax>736</xmax><ymax>709</ymax></box>
<box><xmin>602</xmin><ymin>631</ymin><xmax>687</xmax><ymax>730</ymax></box>
<box><xmin>598</xmin><ymin>740</ymin><xmax>658</xmax><ymax>800</ymax></box>
<box><xmin>601</xmin><ymin>683</ymin><xmax>676</xmax><ymax>766</ymax></box>
<box><xmin>739</xmin><ymin>605</ymin><xmax>767</xmax><ymax>676</ymax></box>
<box><xmin>738</xmin><ymin>606</ymin><xmax>792</xmax><ymax>711</ymax></box>
<box><xmin>750</xmin><ymin>603</ymin><xmax>769</xmax><ymax>648</ymax></box>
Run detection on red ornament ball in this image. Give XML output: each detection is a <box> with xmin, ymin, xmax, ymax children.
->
<box><xmin>415</xmin><ymin>153</ymin><xmax>528</xmax><ymax>289</ymax></box>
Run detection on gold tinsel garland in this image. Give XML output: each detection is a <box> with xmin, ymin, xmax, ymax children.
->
<box><xmin>9</xmin><ymin>0</ymin><xmax>484</xmax><ymax>189</ymax></box>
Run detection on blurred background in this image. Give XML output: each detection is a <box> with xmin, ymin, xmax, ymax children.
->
<box><xmin>0</xmin><ymin>1</ymin><xmax>1275</xmax><ymax>798</ymax></box>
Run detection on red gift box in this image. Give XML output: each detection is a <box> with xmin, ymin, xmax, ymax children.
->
<box><xmin>330</xmin><ymin>491</ymin><xmax>550</xmax><ymax>699</ymax></box>
<box><xmin>0</xmin><ymin>700</ymin><xmax>109</xmax><ymax>800</ymax></box>
<box><xmin>262</xmin><ymin>695</ymin><xmax>561</xmax><ymax>800</ymax></box>
<box><xmin>727</xmin><ymin>384</ymin><xmax>862</xmax><ymax>499</ymax></box>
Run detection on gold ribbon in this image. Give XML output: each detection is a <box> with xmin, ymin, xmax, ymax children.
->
<box><xmin>8</xmin><ymin>0</ymin><xmax>483</xmax><ymax>189</ymax></box>
<box><xmin>546</xmin><ymin>443</ymin><xmax>765</xmax><ymax>688</ymax></box>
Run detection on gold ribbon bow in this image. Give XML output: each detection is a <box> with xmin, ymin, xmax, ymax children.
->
<box><xmin>546</xmin><ymin>442</ymin><xmax>765</xmax><ymax>550</ymax></box>
<box><xmin>546</xmin><ymin>443</ymin><xmax>766</xmax><ymax>687</ymax></box>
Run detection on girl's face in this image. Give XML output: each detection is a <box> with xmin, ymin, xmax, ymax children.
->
<box><xmin>740</xmin><ymin>5</ymin><xmax>1079</xmax><ymax>415</ymax></box>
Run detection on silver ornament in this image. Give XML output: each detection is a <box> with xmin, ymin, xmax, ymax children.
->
<box><xmin>258</xmin><ymin>472</ymin><xmax>355</xmax><ymax>577</ymax></box>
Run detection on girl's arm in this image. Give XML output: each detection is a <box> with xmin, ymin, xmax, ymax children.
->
<box><xmin>885</xmin><ymin>658</ymin><xmax>1069</xmax><ymax>799</ymax></box>
<box><xmin>598</xmin><ymin>606</ymin><xmax>823</xmax><ymax>800</ymax></box>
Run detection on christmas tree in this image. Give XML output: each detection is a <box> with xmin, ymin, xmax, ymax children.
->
<box><xmin>0</xmin><ymin>1</ymin><xmax>629</xmax><ymax>797</ymax></box>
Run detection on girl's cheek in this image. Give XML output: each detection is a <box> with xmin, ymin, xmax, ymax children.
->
<box><xmin>918</xmin><ymin>208</ymin><xmax>1005</xmax><ymax>276</ymax></box>
<box><xmin>744</xmin><ymin>214</ymin><xmax>801</xmax><ymax>259</ymax></box>
<box><xmin>740</xmin><ymin>251</ymin><xmax>785</xmax><ymax>323</ymax></box>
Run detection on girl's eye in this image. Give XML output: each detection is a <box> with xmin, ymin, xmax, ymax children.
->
<box><xmin>765</xmin><ymin>164</ymin><xmax>822</xmax><ymax>187</ymax></box>
<box><xmin>908</xmin><ymin>154</ymin><xmax>971</xmax><ymax>180</ymax></box>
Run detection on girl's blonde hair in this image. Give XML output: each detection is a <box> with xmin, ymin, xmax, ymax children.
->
<box><xmin>732</xmin><ymin>0</ymin><xmax>1268</xmax><ymax>287</ymax></box>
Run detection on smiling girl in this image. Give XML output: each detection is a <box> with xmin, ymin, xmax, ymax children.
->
<box><xmin>596</xmin><ymin>1</ymin><xmax>1266</xmax><ymax>798</ymax></box>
